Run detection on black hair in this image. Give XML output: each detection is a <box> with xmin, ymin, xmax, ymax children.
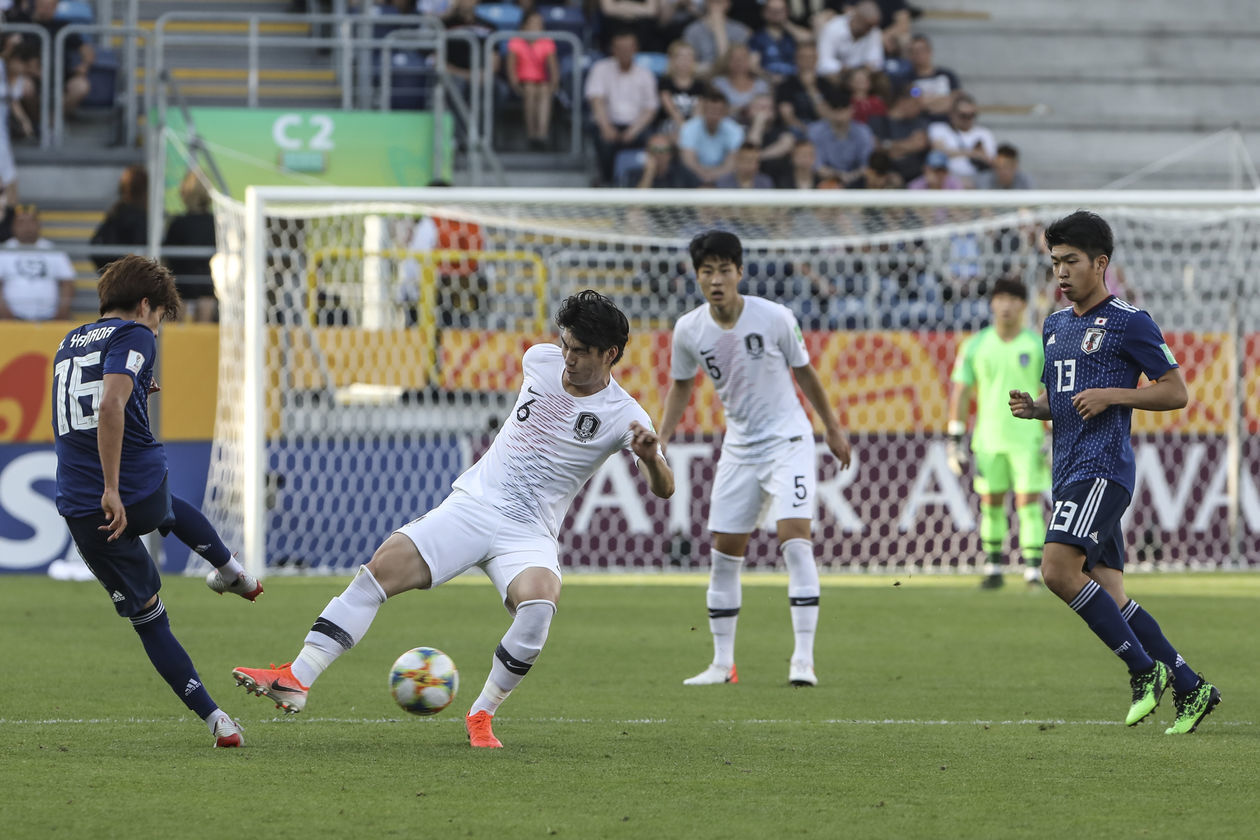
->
<box><xmin>867</xmin><ymin>149</ymin><xmax>893</xmax><ymax>174</ymax></box>
<box><xmin>738</xmin><ymin>142</ymin><xmax>760</xmax><ymax>153</ymax></box>
<box><xmin>1044</xmin><ymin>210</ymin><xmax>1114</xmax><ymax>261</ymax></box>
<box><xmin>555</xmin><ymin>290</ymin><xmax>630</xmax><ymax>365</ymax></box>
<box><xmin>98</xmin><ymin>254</ymin><xmax>183</xmax><ymax>320</ymax></box>
<box><xmin>996</xmin><ymin>142</ymin><xmax>1019</xmax><ymax>159</ymax></box>
<box><xmin>688</xmin><ymin>229</ymin><xmax>743</xmax><ymax>272</ymax></box>
<box><xmin>990</xmin><ymin>276</ymin><xmax>1028</xmax><ymax>301</ymax></box>
<box><xmin>700</xmin><ymin>84</ymin><xmax>728</xmax><ymax>104</ymax></box>
<box><xmin>823</xmin><ymin>86</ymin><xmax>851</xmax><ymax>111</ymax></box>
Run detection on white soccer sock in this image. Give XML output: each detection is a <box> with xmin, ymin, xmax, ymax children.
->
<box><xmin>782</xmin><ymin>538</ymin><xmax>819</xmax><ymax>665</ymax></box>
<box><xmin>216</xmin><ymin>554</ymin><xmax>246</xmax><ymax>581</ymax></box>
<box><xmin>291</xmin><ymin>565</ymin><xmax>388</xmax><ymax>687</ymax></box>
<box><xmin>469</xmin><ymin>600</ymin><xmax>556</xmax><ymax>717</ymax></box>
<box><xmin>204</xmin><ymin>707</ymin><xmax>231</xmax><ymax>733</ymax></box>
<box><xmin>707</xmin><ymin>550</ymin><xmax>743</xmax><ymax>668</ymax></box>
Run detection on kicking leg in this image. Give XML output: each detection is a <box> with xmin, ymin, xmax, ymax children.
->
<box><xmin>168</xmin><ymin>495</ymin><xmax>260</xmax><ymax>601</ymax></box>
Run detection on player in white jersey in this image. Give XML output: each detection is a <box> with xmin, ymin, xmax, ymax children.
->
<box><xmin>658</xmin><ymin>230</ymin><xmax>851</xmax><ymax>687</ymax></box>
<box><xmin>232</xmin><ymin>291</ymin><xmax>674</xmax><ymax>748</ymax></box>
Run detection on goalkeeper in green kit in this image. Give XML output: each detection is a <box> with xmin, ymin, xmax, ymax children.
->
<box><xmin>947</xmin><ymin>277</ymin><xmax>1050</xmax><ymax>588</ymax></box>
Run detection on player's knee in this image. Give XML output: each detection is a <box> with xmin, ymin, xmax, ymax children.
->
<box><xmin>506</xmin><ymin>567</ymin><xmax>561</xmax><ymax>609</ymax></box>
<box><xmin>1040</xmin><ymin>549</ymin><xmax>1083</xmax><ymax>600</ymax></box>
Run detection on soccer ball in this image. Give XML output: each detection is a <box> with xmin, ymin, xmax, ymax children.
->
<box><xmin>388</xmin><ymin>647</ymin><xmax>459</xmax><ymax>716</ymax></box>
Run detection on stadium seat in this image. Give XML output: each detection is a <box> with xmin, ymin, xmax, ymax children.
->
<box><xmin>82</xmin><ymin>47</ymin><xmax>118</xmax><ymax>110</ymax></box>
<box><xmin>612</xmin><ymin>149</ymin><xmax>645</xmax><ymax>188</ymax></box>
<box><xmin>634</xmin><ymin>52</ymin><xmax>668</xmax><ymax>77</ymax></box>
<box><xmin>387</xmin><ymin>50</ymin><xmax>431</xmax><ymax>110</ymax></box>
<box><xmin>475</xmin><ymin>3</ymin><xmax>523</xmax><ymax>30</ymax></box>
<box><xmin>54</xmin><ymin>0</ymin><xmax>94</xmax><ymax>23</ymax></box>
<box><xmin>949</xmin><ymin>298</ymin><xmax>991</xmax><ymax>331</ymax></box>
<box><xmin>537</xmin><ymin>4</ymin><xmax>587</xmax><ymax>40</ymax></box>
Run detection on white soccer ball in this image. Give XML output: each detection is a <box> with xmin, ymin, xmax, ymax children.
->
<box><xmin>388</xmin><ymin>646</ymin><xmax>459</xmax><ymax>716</ymax></box>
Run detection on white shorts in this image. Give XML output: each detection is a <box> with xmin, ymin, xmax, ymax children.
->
<box><xmin>394</xmin><ymin>490</ymin><xmax>562</xmax><ymax>606</ymax></box>
<box><xmin>707</xmin><ymin>436</ymin><xmax>817</xmax><ymax>534</ymax></box>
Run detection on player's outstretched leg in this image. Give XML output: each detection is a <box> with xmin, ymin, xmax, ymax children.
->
<box><xmin>1119</xmin><ymin>599</ymin><xmax>1221</xmax><ymax>734</ymax></box>
<box><xmin>130</xmin><ymin>597</ymin><xmax>243</xmax><ymax>747</ymax></box>
<box><xmin>782</xmin><ymin>538</ymin><xmax>819</xmax><ymax>686</ymax></box>
<box><xmin>233</xmin><ymin>564</ymin><xmax>388</xmax><ymax>713</ymax></box>
<box><xmin>684</xmin><ymin>550</ymin><xmax>742</xmax><ymax>685</ymax></box>
<box><xmin>466</xmin><ymin>599</ymin><xmax>556</xmax><ymax>748</ymax></box>
<box><xmin>167</xmin><ymin>495</ymin><xmax>262</xmax><ymax>601</ymax></box>
<box><xmin>979</xmin><ymin>502</ymin><xmax>1006</xmax><ymax>589</ymax></box>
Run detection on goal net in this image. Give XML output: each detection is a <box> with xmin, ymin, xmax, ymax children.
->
<box><xmin>203</xmin><ymin>187</ymin><xmax>1260</xmax><ymax>576</ymax></box>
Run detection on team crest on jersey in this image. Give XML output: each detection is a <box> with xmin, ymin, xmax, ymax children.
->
<box><xmin>744</xmin><ymin>333</ymin><xmax>765</xmax><ymax>359</ymax></box>
<box><xmin>1019</xmin><ymin>352</ymin><xmax>1030</xmax><ymax>367</ymax></box>
<box><xmin>1082</xmin><ymin>327</ymin><xmax>1106</xmax><ymax>354</ymax></box>
<box><xmin>573</xmin><ymin>412</ymin><xmax>600</xmax><ymax>441</ymax></box>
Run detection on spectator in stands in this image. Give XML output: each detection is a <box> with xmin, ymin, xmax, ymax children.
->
<box><xmin>816</xmin><ymin>0</ymin><xmax>883</xmax><ymax>80</ymax></box>
<box><xmin>599</xmin><ymin>0</ymin><xmax>667</xmax><ymax>53</ymax></box>
<box><xmin>748</xmin><ymin>0</ymin><xmax>809</xmax><ymax>82</ymax></box>
<box><xmin>3</xmin><ymin>40</ymin><xmax>38</xmax><ymax>144</ymax></box>
<box><xmin>873</xmin><ymin>0</ymin><xmax>915</xmax><ymax>58</ymax></box>
<box><xmin>162</xmin><ymin>172</ymin><xmax>217</xmax><ymax>323</ymax></box>
<box><xmin>90</xmin><ymin>165</ymin><xmax>148</xmax><ymax>271</ymax></box>
<box><xmin>907</xmin><ymin>34</ymin><xmax>959</xmax><ymax>121</ymax></box>
<box><xmin>868</xmin><ymin>84</ymin><xmax>928</xmax><ymax>182</ymax></box>
<box><xmin>0</xmin><ymin>204</ymin><xmax>75</xmax><ymax>321</ymax></box>
<box><xmin>928</xmin><ymin>92</ymin><xmax>995</xmax><ymax>185</ymax></box>
<box><xmin>848</xmin><ymin>148</ymin><xmax>903</xmax><ymax>189</ymax></box>
<box><xmin>683</xmin><ymin>0</ymin><xmax>752</xmax><ymax>76</ymax></box>
<box><xmin>778</xmin><ymin>138</ymin><xmax>826</xmax><ymax>188</ymax></box>
<box><xmin>775</xmin><ymin>41</ymin><xmax>839</xmax><ymax>134</ymax></box>
<box><xmin>843</xmin><ymin>66</ymin><xmax>886</xmax><ymax>123</ymax></box>
<box><xmin>975</xmin><ymin>143</ymin><xmax>1034</xmax><ymax>190</ymax></box>
<box><xmin>678</xmin><ymin>86</ymin><xmax>744</xmax><ymax>186</ymax></box>
<box><xmin>907</xmin><ymin>149</ymin><xmax>964</xmax><ymax>189</ymax></box>
<box><xmin>744</xmin><ymin>92</ymin><xmax>795</xmax><ymax>184</ymax></box>
<box><xmin>657</xmin><ymin>40</ymin><xmax>702</xmax><ymax>138</ymax></box>
<box><xmin>711</xmin><ymin>43</ymin><xmax>769</xmax><ymax>123</ymax></box>
<box><xmin>12</xmin><ymin>0</ymin><xmax>93</xmax><ymax>118</ymax></box>
<box><xmin>658</xmin><ymin>0</ymin><xmax>704</xmax><ymax>47</ymax></box>
<box><xmin>441</xmin><ymin>0</ymin><xmax>498</xmax><ymax>101</ymax></box>
<box><xmin>507</xmin><ymin>11</ymin><xmax>559</xmax><ymax>150</ymax></box>
<box><xmin>585</xmin><ymin>30</ymin><xmax>659</xmax><ymax>186</ymax></box>
<box><xmin>715</xmin><ymin>142</ymin><xmax>775</xmax><ymax>188</ymax></box>
<box><xmin>807</xmin><ymin>87</ymin><xmax>874</xmax><ymax>187</ymax></box>
<box><xmin>635</xmin><ymin>133</ymin><xmax>700</xmax><ymax>188</ymax></box>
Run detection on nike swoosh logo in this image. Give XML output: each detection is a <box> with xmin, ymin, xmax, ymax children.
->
<box><xmin>792</xmin><ymin>501</ymin><xmax>807</xmax><ymax>507</ymax></box>
<box><xmin>269</xmin><ymin>680</ymin><xmax>302</xmax><ymax>695</ymax></box>
<box><xmin>527</xmin><ymin>386</ymin><xmax>543</xmax><ymax>396</ymax></box>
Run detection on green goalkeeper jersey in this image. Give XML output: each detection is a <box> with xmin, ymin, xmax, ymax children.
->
<box><xmin>950</xmin><ymin>326</ymin><xmax>1045</xmax><ymax>454</ymax></box>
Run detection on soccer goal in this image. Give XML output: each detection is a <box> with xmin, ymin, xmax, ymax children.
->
<box><xmin>205</xmin><ymin>187</ymin><xmax>1260</xmax><ymax>577</ymax></box>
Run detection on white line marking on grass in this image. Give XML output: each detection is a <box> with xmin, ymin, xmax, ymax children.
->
<box><xmin>2</xmin><ymin>717</ymin><xmax>1252</xmax><ymax>727</ymax></box>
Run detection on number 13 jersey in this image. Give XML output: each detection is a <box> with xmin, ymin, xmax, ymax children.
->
<box><xmin>670</xmin><ymin>295</ymin><xmax>812</xmax><ymax>463</ymax></box>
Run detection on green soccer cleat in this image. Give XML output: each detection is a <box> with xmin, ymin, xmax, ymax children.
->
<box><xmin>1125</xmin><ymin>661</ymin><xmax>1171</xmax><ymax>726</ymax></box>
<box><xmin>1165</xmin><ymin>677</ymin><xmax>1221</xmax><ymax>735</ymax></box>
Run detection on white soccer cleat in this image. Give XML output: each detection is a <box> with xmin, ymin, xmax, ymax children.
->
<box><xmin>212</xmin><ymin>716</ymin><xmax>244</xmax><ymax>748</ymax></box>
<box><xmin>683</xmin><ymin>663</ymin><xmax>738</xmax><ymax>685</ymax></box>
<box><xmin>206</xmin><ymin>568</ymin><xmax>264</xmax><ymax>602</ymax></box>
<box><xmin>1024</xmin><ymin>567</ymin><xmax>1043</xmax><ymax>586</ymax></box>
<box><xmin>788</xmin><ymin>660</ymin><xmax>817</xmax><ymax>687</ymax></box>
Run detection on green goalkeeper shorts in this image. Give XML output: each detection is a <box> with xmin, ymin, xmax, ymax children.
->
<box><xmin>973</xmin><ymin>449</ymin><xmax>1050</xmax><ymax>496</ymax></box>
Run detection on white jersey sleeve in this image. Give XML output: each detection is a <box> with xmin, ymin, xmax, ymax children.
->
<box><xmin>451</xmin><ymin>343</ymin><xmax>654</xmax><ymax>537</ymax></box>
<box><xmin>670</xmin><ymin>296</ymin><xmax>814</xmax><ymax>462</ymax></box>
<box><xmin>669</xmin><ymin>321</ymin><xmax>701</xmax><ymax>381</ymax></box>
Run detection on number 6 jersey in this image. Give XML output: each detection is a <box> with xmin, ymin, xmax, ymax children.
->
<box><xmin>669</xmin><ymin>295</ymin><xmax>812</xmax><ymax>463</ymax></box>
<box><xmin>52</xmin><ymin>318</ymin><xmax>166</xmax><ymax>517</ymax></box>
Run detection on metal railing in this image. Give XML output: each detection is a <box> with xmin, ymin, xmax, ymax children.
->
<box><xmin>481</xmin><ymin>29</ymin><xmax>584</xmax><ymax>156</ymax></box>
<box><xmin>4</xmin><ymin>24</ymin><xmax>53</xmax><ymax>148</ymax></box>
<box><xmin>52</xmin><ymin>23</ymin><xmax>148</xmax><ymax>148</ymax></box>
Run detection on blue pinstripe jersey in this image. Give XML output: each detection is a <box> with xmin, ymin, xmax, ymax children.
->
<box><xmin>1041</xmin><ymin>297</ymin><xmax>1179</xmax><ymax>495</ymax></box>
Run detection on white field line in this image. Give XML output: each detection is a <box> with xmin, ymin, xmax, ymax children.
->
<box><xmin>0</xmin><ymin>717</ymin><xmax>1251</xmax><ymax>727</ymax></box>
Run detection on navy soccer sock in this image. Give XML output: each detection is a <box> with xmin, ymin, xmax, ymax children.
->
<box><xmin>130</xmin><ymin>599</ymin><xmax>218</xmax><ymax>719</ymax></box>
<box><xmin>1068</xmin><ymin>580</ymin><xmax>1155</xmax><ymax>673</ymax></box>
<box><xmin>169</xmin><ymin>495</ymin><xmax>233</xmax><ymax>569</ymax></box>
<box><xmin>1122</xmin><ymin>600</ymin><xmax>1200</xmax><ymax>693</ymax></box>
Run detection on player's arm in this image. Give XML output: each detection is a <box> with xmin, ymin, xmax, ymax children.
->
<box><xmin>945</xmin><ymin>380</ymin><xmax>973</xmax><ymax>475</ymax></box>
<box><xmin>656</xmin><ymin>376</ymin><xmax>695</xmax><ymax>455</ymax></box>
<box><xmin>97</xmin><ymin>372</ymin><xmax>133</xmax><ymax>540</ymax></box>
<box><xmin>630</xmin><ymin>421</ymin><xmax>675</xmax><ymax>498</ymax></box>
<box><xmin>1072</xmin><ymin>367</ymin><xmax>1187</xmax><ymax>420</ymax></box>
<box><xmin>792</xmin><ymin>363</ymin><xmax>851</xmax><ymax>469</ymax></box>
<box><xmin>1009</xmin><ymin>389</ymin><xmax>1050</xmax><ymax>421</ymax></box>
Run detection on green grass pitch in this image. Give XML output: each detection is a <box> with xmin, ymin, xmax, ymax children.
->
<box><xmin>2</xmin><ymin>572</ymin><xmax>1258</xmax><ymax>839</ymax></box>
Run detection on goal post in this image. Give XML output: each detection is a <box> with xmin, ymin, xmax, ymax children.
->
<box><xmin>207</xmin><ymin>186</ymin><xmax>1260</xmax><ymax>578</ymax></box>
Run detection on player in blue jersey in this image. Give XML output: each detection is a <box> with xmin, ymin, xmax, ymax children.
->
<box><xmin>52</xmin><ymin>255</ymin><xmax>261</xmax><ymax>748</ymax></box>
<box><xmin>1009</xmin><ymin>212</ymin><xmax>1220</xmax><ymax>734</ymax></box>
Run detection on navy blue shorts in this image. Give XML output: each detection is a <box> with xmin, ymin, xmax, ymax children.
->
<box><xmin>1045</xmin><ymin>477</ymin><xmax>1130</xmax><ymax>572</ymax></box>
<box><xmin>64</xmin><ymin>475</ymin><xmax>175</xmax><ymax>618</ymax></box>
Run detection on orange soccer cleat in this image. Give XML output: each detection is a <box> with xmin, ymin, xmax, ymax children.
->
<box><xmin>465</xmin><ymin>711</ymin><xmax>504</xmax><ymax>748</ymax></box>
<box><xmin>232</xmin><ymin>663</ymin><xmax>309</xmax><ymax>714</ymax></box>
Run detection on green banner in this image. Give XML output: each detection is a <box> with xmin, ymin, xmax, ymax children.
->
<box><xmin>161</xmin><ymin>107</ymin><xmax>454</xmax><ymax>209</ymax></box>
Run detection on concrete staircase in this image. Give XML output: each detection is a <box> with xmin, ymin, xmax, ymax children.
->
<box><xmin>916</xmin><ymin>0</ymin><xmax>1260</xmax><ymax>188</ymax></box>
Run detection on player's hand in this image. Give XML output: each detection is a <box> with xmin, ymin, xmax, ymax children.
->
<box><xmin>945</xmin><ymin>435</ymin><xmax>969</xmax><ymax>476</ymax></box>
<box><xmin>99</xmin><ymin>488</ymin><xmax>128</xmax><ymax>542</ymax></box>
<box><xmin>824</xmin><ymin>425</ymin><xmax>851</xmax><ymax>469</ymax></box>
<box><xmin>1071</xmin><ymin>388</ymin><xmax>1113</xmax><ymax>420</ymax></box>
<box><xmin>1009</xmin><ymin>390</ymin><xmax>1037</xmax><ymax>419</ymax></box>
<box><xmin>148</xmin><ymin>378</ymin><xmax>161</xmax><ymax>395</ymax></box>
<box><xmin>629</xmin><ymin>421</ymin><xmax>661</xmax><ymax>460</ymax></box>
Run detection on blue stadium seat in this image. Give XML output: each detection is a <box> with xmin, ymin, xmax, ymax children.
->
<box><xmin>634</xmin><ymin>51</ymin><xmax>668</xmax><ymax>77</ymax></box>
<box><xmin>387</xmin><ymin>50</ymin><xmax>430</xmax><ymax>110</ymax></box>
<box><xmin>612</xmin><ymin>148</ymin><xmax>645</xmax><ymax>188</ymax></box>
<box><xmin>949</xmin><ymin>298</ymin><xmax>991</xmax><ymax>331</ymax></box>
<box><xmin>538</xmin><ymin>4</ymin><xmax>587</xmax><ymax>40</ymax></box>
<box><xmin>82</xmin><ymin>47</ymin><xmax>118</xmax><ymax>109</ymax></box>
<box><xmin>475</xmin><ymin>2</ymin><xmax>523</xmax><ymax>29</ymax></box>
<box><xmin>55</xmin><ymin>0</ymin><xmax>95</xmax><ymax>23</ymax></box>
